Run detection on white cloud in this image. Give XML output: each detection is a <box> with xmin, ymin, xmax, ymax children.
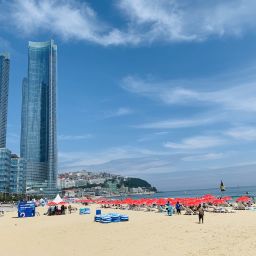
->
<box><xmin>137</xmin><ymin>131</ymin><xmax>169</xmax><ymax>142</ymax></box>
<box><xmin>164</xmin><ymin>136</ymin><xmax>225</xmax><ymax>150</ymax></box>
<box><xmin>117</xmin><ymin>0</ymin><xmax>256</xmax><ymax>42</ymax></box>
<box><xmin>58</xmin><ymin>134</ymin><xmax>92</xmax><ymax>140</ymax></box>
<box><xmin>121</xmin><ymin>72</ymin><xmax>256</xmax><ymax>112</ymax></box>
<box><xmin>1</xmin><ymin>0</ymin><xmax>256</xmax><ymax>46</ymax></box>
<box><xmin>0</xmin><ymin>0</ymin><xmax>137</xmax><ymax>46</ymax></box>
<box><xmin>182</xmin><ymin>153</ymin><xmax>224</xmax><ymax>162</ymax></box>
<box><xmin>226</xmin><ymin>127</ymin><xmax>256</xmax><ymax>141</ymax></box>
<box><xmin>104</xmin><ymin>107</ymin><xmax>133</xmax><ymax>118</ymax></box>
<box><xmin>134</xmin><ymin>116</ymin><xmax>218</xmax><ymax>129</ymax></box>
<box><xmin>58</xmin><ymin>146</ymin><xmax>181</xmax><ymax>175</ymax></box>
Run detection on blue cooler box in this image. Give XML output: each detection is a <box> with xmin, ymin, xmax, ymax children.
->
<box><xmin>79</xmin><ymin>208</ymin><xmax>90</xmax><ymax>214</ymax></box>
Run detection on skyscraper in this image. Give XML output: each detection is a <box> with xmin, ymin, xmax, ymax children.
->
<box><xmin>0</xmin><ymin>53</ymin><xmax>10</xmax><ymax>148</ymax></box>
<box><xmin>21</xmin><ymin>40</ymin><xmax>57</xmax><ymax>193</ymax></box>
<box><xmin>0</xmin><ymin>148</ymin><xmax>11</xmax><ymax>193</ymax></box>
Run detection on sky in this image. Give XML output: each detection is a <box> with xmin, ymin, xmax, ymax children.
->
<box><xmin>1</xmin><ymin>0</ymin><xmax>256</xmax><ymax>191</ymax></box>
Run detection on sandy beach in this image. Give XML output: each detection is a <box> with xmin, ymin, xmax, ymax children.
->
<box><xmin>1</xmin><ymin>204</ymin><xmax>256</xmax><ymax>256</ymax></box>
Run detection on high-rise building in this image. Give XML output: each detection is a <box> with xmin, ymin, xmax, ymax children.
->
<box><xmin>0</xmin><ymin>150</ymin><xmax>25</xmax><ymax>194</ymax></box>
<box><xmin>0</xmin><ymin>53</ymin><xmax>10</xmax><ymax>148</ymax></box>
<box><xmin>10</xmin><ymin>154</ymin><xmax>25</xmax><ymax>194</ymax></box>
<box><xmin>20</xmin><ymin>40</ymin><xmax>57</xmax><ymax>194</ymax></box>
<box><xmin>0</xmin><ymin>148</ymin><xmax>11</xmax><ymax>193</ymax></box>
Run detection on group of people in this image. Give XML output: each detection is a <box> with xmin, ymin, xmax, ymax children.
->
<box><xmin>165</xmin><ymin>201</ymin><xmax>204</xmax><ymax>224</ymax></box>
<box><xmin>165</xmin><ymin>201</ymin><xmax>182</xmax><ymax>216</ymax></box>
<box><xmin>45</xmin><ymin>205</ymin><xmax>67</xmax><ymax>216</ymax></box>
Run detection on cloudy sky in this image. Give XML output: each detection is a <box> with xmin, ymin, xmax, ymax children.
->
<box><xmin>1</xmin><ymin>0</ymin><xmax>256</xmax><ymax>190</ymax></box>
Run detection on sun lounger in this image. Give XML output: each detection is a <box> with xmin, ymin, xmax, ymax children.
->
<box><xmin>184</xmin><ymin>208</ymin><xmax>197</xmax><ymax>215</ymax></box>
<box><xmin>212</xmin><ymin>207</ymin><xmax>235</xmax><ymax>213</ymax></box>
<box><xmin>234</xmin><ymin>205</ymin><xmax>245</xmax><ymax>210</ymax></box>
<box><xmin>247</xmin><ymin>206</ymin><xmax>256</xmax><ymax>211</ymax></box>
<box><xmin>157</xmin><ymin>206</ymin><xmax>166</xmax><ymax>213</ymax></box>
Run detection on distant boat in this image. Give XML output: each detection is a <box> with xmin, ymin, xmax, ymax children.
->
<box><xmin>220</xmin><ymin>180</ymin><xmax>226</xmax><ymax>192</ymax></box>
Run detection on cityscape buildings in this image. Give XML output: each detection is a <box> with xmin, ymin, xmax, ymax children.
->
<box><xmin>0</xmin><ymin>53</ymin><xmax>11</xmax><ymax>194</ymax></box>
<box><xmin>0</xmin><ymin>149</ymin><xmax>25</xmax><ymax>194</ymax></box>
<box><xmin>10</xmin><ymin>154</ymin><xmax>25</xmax><ymax>194</ymax></box>
<box><xmin>0</xmin><ymin>148</ymin><xmax>11</xmax><ymax>193</ymax></box>
<box><xmin>20</xmin><ymin>40</ymin><xmax>58</xmax><ymax>195</ymax></box>
<box><xmin>0</xmin><ymin>53</ymin><xmax>10</xmax><ymax>148</ymax></box>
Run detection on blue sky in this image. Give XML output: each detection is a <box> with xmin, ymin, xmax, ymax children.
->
<box><xmin>1</xmin><ymin>0</ymin><xmax>256</xmax><ymax>190</ymax></box>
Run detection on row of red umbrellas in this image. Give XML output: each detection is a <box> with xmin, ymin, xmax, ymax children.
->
<box><xmin>83</xmin><ymin>194</ymin><xmax>234</xmax><ymax>206</ymax></box>
<box><xmin>48</xmin><ymin>195</ymin><xmax>251</xmax><ymax>206</ymax></box>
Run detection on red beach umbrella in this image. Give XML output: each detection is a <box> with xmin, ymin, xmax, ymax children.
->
<box><xmin>236</xmin><ymin>196</ymin><xmax>250</xmax><ymax>202</ymax></box>
<box><xmin>47</xmin><ymin>201</ymin><xmax>56</xmax><ymax>206</ymax></box>
<box><xmin>156</xmin><ymin>198</ymin><xmax>167</xmax><ymax>205</ymax></box>
<box><xmin>58</xmin><ymin>202</ymin><xmax>67</xmax><ymax>205</ymax></box>
<box><xmin>212</xmin><ymin>198</ymin><xmax>226</xmax><ymax>205</ymax></box>
<box><xmin>222</xmin><ymin>196</ymin><xmax>232</xmax><ymax>201</ymax></box>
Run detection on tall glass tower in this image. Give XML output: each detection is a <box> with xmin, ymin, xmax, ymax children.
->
<box><xmin>21</xmin><ymin>40</ymin><xmax>57</xmax><ymax>192</ymax></box>
<box><xmin>0</xmin><ymin>53</ymin><xmax>10</xmax><ymax>148</ymax></box>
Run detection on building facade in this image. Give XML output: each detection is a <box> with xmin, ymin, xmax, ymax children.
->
<box><xmin>10</xmin><ymin>155</ymin><xmax>25</xmax><ymax>194</ymax></box>
<box><xmin>0</xmin><ymin>53</ymin><xmax>10</xmax><ymax>148</ymax></box>
<box><xmin>0</xmin><ymin>148</ymin><xmax>11</xmax><ymax>193</ymax></box>
<box><xmin>20</xmin><ymin>40</ymin><xmax>57</xmax><ymax>194</ymax></box>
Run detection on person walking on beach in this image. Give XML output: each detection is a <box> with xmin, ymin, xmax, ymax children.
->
<box><xmin>197</xmin><ymin>204</ymin><xmax>204</xmax><ymax>224</ymax></box>
<box><xmin>176</xmin><ymin>202</ymin><xmax>181</xmax><ymax>215</ymax></box>
<box><xmin>68</xmin><ymin>205</ymin><xmax>72</xmax><ymax>214</ymax></box>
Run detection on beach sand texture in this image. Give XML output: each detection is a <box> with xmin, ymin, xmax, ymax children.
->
<box><xmin>1</xmin><ymin>205</ymin><xmax>256</xmax><ymax>256</ymax></box>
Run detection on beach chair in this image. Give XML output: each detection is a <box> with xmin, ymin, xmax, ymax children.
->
<box><xmin>157</xmin><ymin>206</ymin><xmax>165</xmax><ymax>213</ymax></box>
<box><xmin>234</xmin><ymin>203</ymin><xmax>246</xmax><ymax>210</ymax></box>
<box><xmin>225</xmin><ymin>208</ymin><xmax>236</xmax><ymax>213</ymax></box>
<box><xmin>144</xmin><ymin>206</ymin><xmax>154</xmax><ymax>212</ymax></box>
<box><xmin>205</xmin><ymin>207</ymin><xmax>214</xmax><ymax>213</ymax></box>
<box><xmin>184</xmin><ymin>208</ymin><xmax>195</xmax><ymax>215</ymax></box>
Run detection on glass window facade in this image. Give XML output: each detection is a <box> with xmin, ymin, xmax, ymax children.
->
<box><xmin>0</xmin><ymin>148</ymin><xmax>11</xmax><ymax>193</ymax></box>
<box><xmin>20</xmin><ymin>40</ymin><xmax>57</xmax><ymax>192</ymax></box>
<box><xmin>10</xmin><ymin>156</ymin><xmax>25</xmax><ymax>194</ymax></box>
<box><xmin>0</xmin><ymin>53</ymin><xmax>10</xmax><ymax>148</ymax></box>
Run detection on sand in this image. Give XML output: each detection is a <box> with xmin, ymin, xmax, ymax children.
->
<box><xmin>1</xmin><ymin>204</ymin><xmax>256</xmax><ymax>256</ymax></box>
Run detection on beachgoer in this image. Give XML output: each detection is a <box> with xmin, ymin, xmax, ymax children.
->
<box><xmin>166</xmin><ymin>201</ymin><xmax>170</xmax><ymax>211</ymax></box>
<box><xmin>167</xmin><ymin>204</ymin><xmax>173</xmax><ymax>216</ymax></box>
<box><xmin>68</xmin><ymin>205</ymin><xmax>72</xmax><ymax>214</ymax></box>
<box><xmin>50</xmin><ymin>205</ymin><xmax>55</xmax><ymax>215</ymax></box>
<box><xmin>54</xmin><ymin>205</ymin><xmax>57</xmax><ymax>215</ymax></box>
<box><xmin>61</xmin><ymin>205</ymin><xmax>65</xmax><ymax>215</ymax></box>
<box><xmin>176</xmin><ymin>202</ymin><xmax>181</xmax><ymax>215</ymax></box>
<box><xmin>197</xmin><ymin>204</ymin><xmax>204</xmax><ymax>224</ymax></box>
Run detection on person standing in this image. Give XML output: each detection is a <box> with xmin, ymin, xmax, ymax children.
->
<box><xmin>197</xmin><ymin>204</ymin><xmax>204</xmax><ymax>224</ymax></box>
<box><xmin>176</xmin><ymin>202</ymin><xmax>181</xmax><ymax>215</ymax></box>
<box><xmin>68</xmin><ymin>205</ymin><xmax>72</xmax><ymax>214</ymax></box>
<box><xmin>61</xmin><ymin>204</ymin><xmax>65</xmax><ymax>215</ymax></box>
<box><xmin>167</xmin><ymin>204</ymin><xmax>173</xmax><ymax>216</ymax></box>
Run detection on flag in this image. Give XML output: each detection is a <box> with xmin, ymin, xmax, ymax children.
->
<box><xmin>220</xmin><ymin>180</ymin><xmax>225</xmax><ymax>192</ymax></box>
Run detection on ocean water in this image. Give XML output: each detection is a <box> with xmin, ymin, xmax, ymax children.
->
<box><xmin>125</xmin><ymin>185</ymin><xmax>256</xmax><ymax>199</ymax></box>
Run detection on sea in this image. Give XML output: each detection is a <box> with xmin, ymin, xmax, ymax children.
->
<box><xmin>119</xmin><ymin>185</ymin><xmax>256</xmax><ymax>200</ymax></box>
